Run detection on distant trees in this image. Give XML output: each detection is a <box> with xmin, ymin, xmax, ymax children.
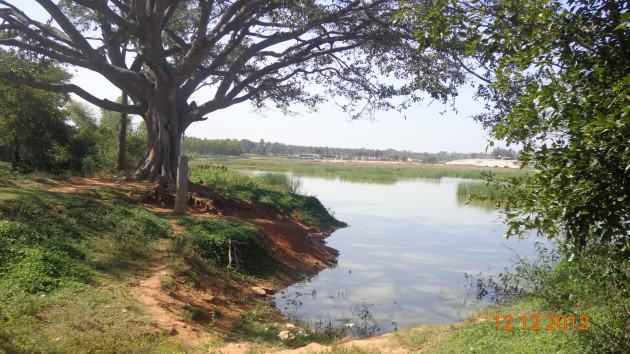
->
<box><xmin>183</xmin><ymin>138</ymin><xmax>243</xmax><ymax>157</ymax></box>
<box><xmin>181</xmin><ymin>137</ymin><xmax>493</xmax><ymax>162</ymax></box>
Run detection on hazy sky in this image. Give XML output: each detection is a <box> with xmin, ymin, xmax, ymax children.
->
<box><xmin>15</xmin><ymin>1</ymin><xmax>494</xmax><ymax>153</ymax></box>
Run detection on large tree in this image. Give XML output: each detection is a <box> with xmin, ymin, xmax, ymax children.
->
<box><xmin>0</xmin><ymin>0</ymin><xmax>463</xmax><ymax>182</ymax></box>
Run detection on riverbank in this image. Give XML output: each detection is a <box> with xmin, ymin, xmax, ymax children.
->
<box><xmin>2</xmin><ymin>165</ymin><xmax>621</xmax><ymax>353</ymax></box>
<box><xmin>0</xmin><ymin>168</ymin><xmax>347</xmax><ymax>352</ymax></box>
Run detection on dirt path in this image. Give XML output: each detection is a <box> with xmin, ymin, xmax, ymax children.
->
<box><xmin>44</xmin><ymin>177</ymin><xmax>345</xmax><ymax>351</ymax></box>
<box><xmin>129</xmin><ymin>233</ymin><xmax>219</xmax><ymax>347</ymax></box>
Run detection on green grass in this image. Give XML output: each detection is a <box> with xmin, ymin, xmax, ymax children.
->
<box><xmin>256</xmin><ymin>172</ymin><xmax>303</xmax><ymax>194</ymax></box>
<box><xmin>0</xmin><ymin>184</ymin><xmax>189</xmax><ymax>353</ymax></box>
<box><xmin>193</xmin><ymin>157</ymin><xmax>527</xmax><ymax>184</ymax></box>
<box><xmin>421</xmin><ymin>298</ymin><xmax>588</xmax><ymax>354</ymax></box>
<box><xmin>398</xmin><ymin>253</ymin><xmax>629</xmax><ymax>354</ymax></box>
<box><xmin>190</xmin><ymin>164</ymin><xmax>345</xmax><ymax>229</ymax></box>
<box><xmin>455</xmin><ymin>182</ymin><xmax>515</xmax><ymax>211</ymax></box>
<box><xmin>174</xmin><ymin>217</ymin><xmax>279</xmax><ymax>276</ymax></box>
<box><xmin>457</xmin><ymin>182</ymin><xmax>513</xmax><ymax>201</ymax></box>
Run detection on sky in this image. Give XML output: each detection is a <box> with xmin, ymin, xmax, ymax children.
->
<box><xmin>13</xmin><ymin>1</ymin><xmax>495</xmax><ymax>154</ymax></box>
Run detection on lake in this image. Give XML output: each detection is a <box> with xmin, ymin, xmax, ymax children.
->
<box><xmin>270</xmin><ymin>175</ymin><xmax>542</xmax><ymax>336</ymax></box>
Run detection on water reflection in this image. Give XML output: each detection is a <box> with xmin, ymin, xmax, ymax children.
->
<box><xmin>272</xmin><ymin>176</ymin><xmax>540</xmax><ymax>335</ymax></box>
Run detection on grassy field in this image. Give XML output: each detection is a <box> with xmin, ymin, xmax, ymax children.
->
<box><xmin>191</xmin><ymin>157</ymin><xmax>527</xmax><ymax>184</ymax></box>
<box><xmin>0</xmin><ymin>180</ymin><xmax>186</xmax><ymax>352</ymax></box>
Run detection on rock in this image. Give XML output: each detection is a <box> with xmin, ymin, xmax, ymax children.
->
<box><xmin>202</xmin><ymin>294</ymin><xmax>215</xmax><ymax>303</ymax></box>
<box><xmin>168</xmin><ymin>327</ymin><xmax>178</xmax><ymax>336</ymax></box>
<box><xmin>262</xmin><ymin>287</ymin><xmax>277</xmax><ymax>294</ymax></box>
<box><xmin>285</xmin><ymin>323</ymin><xmax>296</xmax><ymax>329</ymax></box>
<box><xmin>277</xmin><ymin>330</ymin><xmax>294</xmax><ymax>340</ymax></box>
<box><xmin>251</xmin><ymin>286</ymin><xmax>267</xmax><ymax>296</ymax></box>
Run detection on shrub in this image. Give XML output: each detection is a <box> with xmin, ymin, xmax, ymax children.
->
<box><xmin>177</xmin><ymin>218</ymin><xmax>278</xmax><ymax>275</ymax></box>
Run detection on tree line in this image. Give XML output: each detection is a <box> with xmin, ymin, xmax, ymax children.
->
<box><xmin>183</xmin><ymin>136</ymin><xmax>516</xmax><ymax>162</ymax></box>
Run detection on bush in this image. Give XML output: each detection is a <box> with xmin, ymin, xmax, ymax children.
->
<box><xmin>177</xmin><ymin>218</ymin><xmax>278</xmax><ymax>275</ymax></box>
<box><xmin>464</xmin><ymin>246</ymin><xmax>630</xmax><ymax>354</ymax></box>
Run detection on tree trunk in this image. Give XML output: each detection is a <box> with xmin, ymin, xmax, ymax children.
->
<box><xmin>13</xmin><ymin>142</ymin><xmax>20</xmax><ymax>165</ymax></box>
<box><xmin>116</xmin><ymin>92</ymin><xmax>128</xmax><ymax>171</ymax></box>
<box><xmin>130</xmin><ymin>89</ymin><xmax>182</xmax><ymax>183</ymax></box>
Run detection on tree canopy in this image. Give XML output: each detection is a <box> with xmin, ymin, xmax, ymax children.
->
<box><xmin>0</xmin><ymin>50</ymin><xmax>72</xmax><ymax>170</ymax></box>
<box><xmin>406</xmin><ymin>0</ymin><xmax>629</xmax><ymax>257</ymax></box>
<box><xmin>0</xmin><ymin>0</ymin><xmax>465</xmax><ymax>181</ymax></box>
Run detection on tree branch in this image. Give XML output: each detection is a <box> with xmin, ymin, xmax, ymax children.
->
<box><xmin>0</xmin><ymin>71</ymin><xmax>145</xmax><ymax>114</ymax></box>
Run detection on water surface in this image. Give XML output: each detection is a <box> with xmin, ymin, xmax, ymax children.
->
<box><xmin>272</xmin><ymin>176</ymin><xmax>540</xmax><ymax>335</ymax></box>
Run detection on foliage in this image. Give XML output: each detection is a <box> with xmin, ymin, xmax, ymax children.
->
<box><xmin>0</xmin><ymin>1</ymin><xmax>470</xmax><ymax>181</ymax></box>
<box><xmin>0</xmin><ymin>50</ymin><xmax>142</xmax><ymax>176</ymax></box>
<box><xmin>66</xmin><ymin>101</ymin><xmax>147</xmax><ymax>175</ymax></box>
<box><xmin>176</xmin><ymin>218</ymin><xmax>277</xmax><ymax>275</ymax></box>
<box><xmin>183</xmin><ymin>137</ymin><xmax>244</xmax><ymax>156</ymax></box>
<box><xmin>491</xmin><ymin>147</ymin><xmax>517</xmax><ymax>160</ymax></box>
<box><xmin>187</xmin><ymin>137</ymin><xmax>501</xmax><ymax>162</ymax></box>
<box><xmin>0</xmin><ymin>50</ymin><xmax>73</xmax><ymax>172</ymax></box>
<box><xmin>190</xmin><ymin>164</ymin><xmax>345</xmax><ymax>229</ymax></box>
<box><xmin>404</xmin><ymin>3</ymin><xmax>630</xmax><ymax>351</ymax></box>
<box><xmin>459</xmin><ymin>246</ymin><xmax>629</xmax><ymax>353</ymax></box>
<box><xmin>409</xmin><ymin>0</ymin><xmax>630</xmax><ymax>257</ymax></box>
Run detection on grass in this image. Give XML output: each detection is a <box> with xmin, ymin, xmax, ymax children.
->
<box><xmin>419</xmin><ymin>298</ymin><xmax>588</xmax><ymax>354</ymax></box>
<box><xmin>318</xmin><ymin>346</ymin><xmax>382</xmax><ymax>354</ymax></box>
<box><xmin>455</xmin><ymin>181</ymin><xmax>516</xmax><ymax>210</ymax></box>
<box><xmin>190</xmin><ymin>164</ymin><xmax>345</xmax><ymax>229</ymax></box>
<box><xmin>0</xmin><ymin>182</ymin><xmax>188</xmax><ymax>353</ymax></box>
<box><xmin>233</xmin><ymin>305</ymin><xmax>348</xmax><ymax>350</ymax></box>
<box><xmin>174</xmin><ymin>217</ymin><xmax>279</xmax><ymax>276</ymax></box>
<box><xmin>192</xmin><ymin>156</ymin><xmax>528</xmax><ymax>184</ymax></box>
<box><xmin>395</xmin><ymin>252</ymin><xmax>629</xmax><ymax>354</ymax></box>
<box><xmin>256</xmin><ymin>172</ymin><xmax>303</xmax><ymax>194</ymax></box>
<box><xmin>394</xmin><ymin>325</ymin><xmax>450</xmax><ymax>352</ymax></box>
<box><xmin>456</xmin><ymin>182</ymin><xmax>513</xmax><ymax>201</ymax></box>
<box><xmin>0</xmin><ymin>166</ymin><xmax>350</xmax><ymax>352</ymax></box>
